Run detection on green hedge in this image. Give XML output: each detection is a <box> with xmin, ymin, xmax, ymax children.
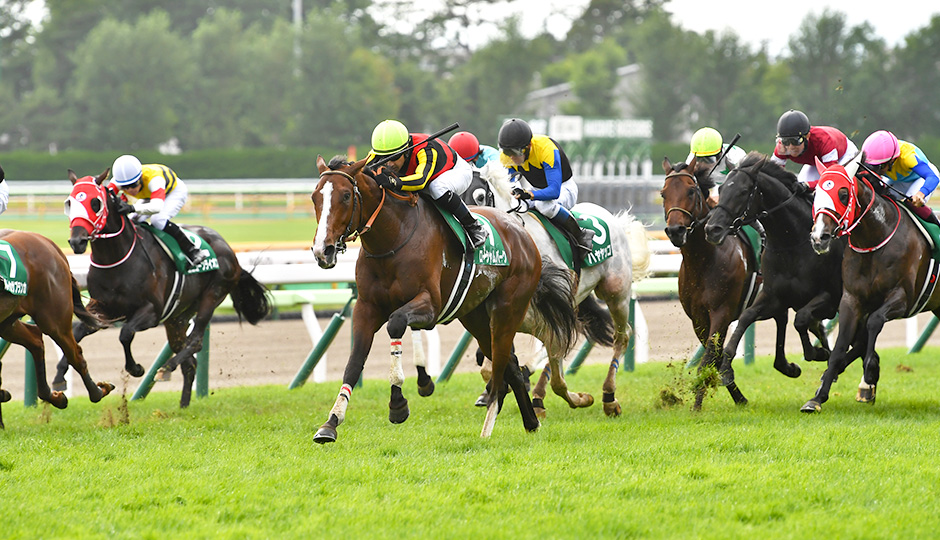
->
<box><xmin>0</xmin><ymin>146</ymin><xmax>348</xmax><ymax>180</ymax></box>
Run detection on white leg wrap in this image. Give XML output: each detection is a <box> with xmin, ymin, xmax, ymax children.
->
<box><xmin>411</xmin><ymin>329</ymin><xmax>427</xmax><ymax>368</ymax></box>
<box><xmin>858</xmin><ymin>376</ymin><xmax>874</xmax><ymax>390</ymax></box>
<box><xmin>330</xmin><ymin>384</ymin><xmax>352</xmax><ymax>426</ymax></box>
<box><xmin>389</xmin><ymin>339</ymin><xmax>405</xmax><ymax>387</ymax></box>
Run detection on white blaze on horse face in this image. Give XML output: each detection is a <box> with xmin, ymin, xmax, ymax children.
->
<box><xmin>312</xmin><ymin>181</ymin><xmax>334</xmax><ymax>254</ymax></box>
<box><xmin>811</xmin><ymin>214</ymin><xmax>829</xmax><ymax>244</ymax></box>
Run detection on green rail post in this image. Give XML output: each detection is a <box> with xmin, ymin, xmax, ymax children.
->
<box><xmin>623</xmin><ymin>296</ymin><xmax>637</xmax><ymax>372</ymax></box>
<box><xmin>744</xmin><ymin>324</ymin><xmax>755</xmax><ymax>365</ymax></box>
<box><xmin>565</xmin><ymin>340</ymin><xmax>594</xmax><ymax>376</ymax></box>
<box><xmin>910</xmin><ymin>315</ymin><xmax>939</xmax><ymax>353</ymax></box>
<box><xmin>812</xmin><ymin>315</ymin><xmax>840</xmax><ymax>348</ymax></box>
<box><xmin>196</xmin><ymin>324</ymin><xmax>210</xmax><ymax>399</ymax></box>
<box><xmin>131</xmin><ymin>344</ymin><xmax>174</xmax><ymax>401</ymax></box>
<box><xmin>436</xmin><ymin>330</ymin><xmax>473</xmax><ymax>383</ymax></box>
<box><xmin>23</xmin><ymin>348</ymin><xmax>37</xmax><ymax>407</ymax></box>
<box><xmin>289</xmin><ymin>296</ymin><xmax>355</xmax><ymax>390</ymax></box>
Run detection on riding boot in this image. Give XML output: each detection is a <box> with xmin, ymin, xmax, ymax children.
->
<box><xmin>435</xmin><ymin>190</ymin><xmax>488</xmax><ymax>250</ymax></box>
<box><xmin>912</xmin><ymin>203</ymin><xmax>940</xmax><ymax>228</ymax></box>
<box><xmin>550</xmin><ymin>213</ymin><xmax>594</xmax><ymax>259</ymax></box>
<box><xmin>163</xmin><ymin>221</ymin><xmax>209</xmax><ymax>268</ymax></box>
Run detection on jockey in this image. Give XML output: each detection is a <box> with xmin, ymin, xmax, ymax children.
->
<box><xmin>770</xmin><ymin>109</ymin><xmax>858</xmax><ymax>188</ymax></box>
<box><xmin>366</xmin><ymin>120</ymin><xmax>488</xmax><ymax>250</ymax></box>
<box><xmin>448</xmin><ymin>131</ymin><xmax>501</xmax><ymax>168</ymax></box>
<box><xmin>685</xmin><ymin>127</ymin><xmax>746</xmax><ymax>204</ymax></box>
<box><xmin>498</xmin><ymin>118</ymin><xmax>594</xmax><ymax>259</ymax></box>
<box><xmin>861</xmin><ymin>130</ymin><xmax>940</xmax><ymax>227</ymax></box>
<box><xmin>109</xmin><ymin>155</ymin><xmax>209</xmax><ymax>268</ymax></box>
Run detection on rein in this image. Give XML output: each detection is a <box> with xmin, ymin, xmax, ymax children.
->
<box><xmin>841</xmin><ymin>176</ymin><xmax>901</xmax><ymax>253</ymax></box>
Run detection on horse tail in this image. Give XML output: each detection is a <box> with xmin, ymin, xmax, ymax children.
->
<box><xmin>70</xmin><ymin>275</ymin><xmax>107</xmax><ymax>330</ymax></box>
<box><xmin>577</xmin><ymin>295</ymin><xmax>615</xmax><ymax>347</ymax></box>
<box><xmin>617</xmin><ymin>211</ymin><xmax>650</xmax><ymax>281</ymax></box>
<box><xmin>529</xmin><ymin>257</ymin><xmax>578</xmax><ymax>357</ymax></box>
<box><xmin>230</xmin><ymin>269</ymin><xmax>272</xmax><ymax>325</ymax></box>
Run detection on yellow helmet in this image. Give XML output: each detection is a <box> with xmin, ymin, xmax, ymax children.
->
<box><xmin>690</xmin><ymin>127</ymin><xmax>723</xmax><ymax>157</ymax></box>
<box><xmin>371</xmin><ymin>120</ymin><xmax>410</xmax><ymax>155</ymax></box>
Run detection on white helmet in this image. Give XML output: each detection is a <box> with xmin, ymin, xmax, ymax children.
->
<box><xmin>111</xmin><ymin>154</ymin><xmax>143</xmax><ymax>186</ymax></box>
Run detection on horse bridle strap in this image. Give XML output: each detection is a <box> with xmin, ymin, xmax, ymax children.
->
<box><xmin>663</xmin><ymin>170</ymin><xmax>706</xmax><ymax>230</ymax></box>
<box><xmin>845</xmin><ymin>176</ymin><xmax>901</xmax><ymax>253</ymax></box>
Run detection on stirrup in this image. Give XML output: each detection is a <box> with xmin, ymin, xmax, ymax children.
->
<box><xmin>468</xmin><ymin>227</ymin><xmax>488</xmax><ymax>250</ymax></box>
<box><xmin>187</xmin><ymin>249</ymin><xmax>209</xmax><ymax>268</ymax></box>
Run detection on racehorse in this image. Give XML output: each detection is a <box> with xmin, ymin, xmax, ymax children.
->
<box><xmin>0</xmin><ymin>230</ymin><xmax>114</xmax><ymax>428</ymax></box>
<box><xmin>661</xmin><ymin>157</ymin><xmax>759</xmax><ymax>408</ymax></box>
<box><xmin>804</xmin><ymin>157</ymin><xmax>932</xmax><ymax>412</ymax></box>
<box><xmin>310</xmin><ymin>155</ymin><xmax>578</xmax><ymax>443</ymax></box>
<box><xmin>472</xmin><ymin>162</ymin><xmax>650</xmax><ymax>417</ymax></box>
<box><xmin>703</xmin><ymin>152</ymin><xmax>844</xmax><ymax>388</ymax></box>
<box><xmin>61</xmin><ymin>169</ymin><xmax>271</xmax><ymax>408</ymax></box>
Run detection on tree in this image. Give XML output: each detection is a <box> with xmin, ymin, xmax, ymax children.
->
<box><xmin>562</xmin><ymin>38</ymin><xmax>627</xmax><ymax>117</ymax></box>
<box><xmin>890</xmin><ymin>15</ymin><xmax>940</xmax><ymax>140</ymax></box>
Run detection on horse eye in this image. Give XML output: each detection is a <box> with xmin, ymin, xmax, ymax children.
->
<box><xmin>688</xmin><ymin>188</ymin><xmax>697</xmax><ymax>198</ymax></box>
<box><xmin>838</xmin><ymin>187</ymin><xmax>850</xmax><ymax>205</ymax></box>
<box><xmin>91</xmin><ymin>199</ymin><xmax>102</xmax><ymax>213</ymax></box>
<box><xmin>343</xmin><ymin>192</ymin><xmax>351</xmax><ymax>203</ymax></box>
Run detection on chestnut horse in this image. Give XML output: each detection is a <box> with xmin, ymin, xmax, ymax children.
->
<box><xmin>704</xmin><ymin>152</ymin><xmax>844</xmax><ymax>385</ymax></box>
<box><xmin>661</xmin><ymin>157</ymin><xmax>759</xmax><ymax>408</ymax></box>
<box><xmin>804</xmin><ymin>157</ymin><xmax>930</xmax><ymax>412</ymax></box>
<box><xmin>310</xmin><ymin>156</ymin><xmax>578</xmax><ymax>443</ymax></box>
<box><xmin>62</xmin><ymin>169</ymin><xmax>271</xmax><ymax>407</ymax></box>
<box><xmin>0</xmin><ymin>230</ymin><xmax>113</xmax><ymax>427</ymax></box>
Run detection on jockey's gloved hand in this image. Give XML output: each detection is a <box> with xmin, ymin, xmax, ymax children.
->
<box><xmin>373</xmin><ymin>167</ymin><xmax>399</xmax><ymax>189</ymax></box>
<box><xmin>511</xmin><ymin>187</ymin><xmax>533</xmax><ymax>200</ymax></box>
<box><xmin>115</xmin><ymin>200</ymin><xmax>136</xmax><ymax>215</ymax></box>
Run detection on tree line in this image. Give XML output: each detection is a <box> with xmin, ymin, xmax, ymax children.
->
<box><xmin>0</xmin><ymin>0</ymin><xmax>938</xmax><ymax>161</ymax></box>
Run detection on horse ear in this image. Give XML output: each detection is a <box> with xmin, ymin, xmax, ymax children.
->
<box><xmin>349</xmin><ymin>158</ymin><xmax>368</xmax><ymax>176</ymax></box>
<box><xmin>688</xmin><ymin>156</ymin><xmax>697</xmax><ymax>170</ymax></box>
<box><xmin>96</xmin><ymin>168</ymin><xmax>110</xmax><ymax>185</ymax></box>
<box><xmin>662</xmin><ymin>157</ymin><xmax>672</xmax><ymax>173</ymax></box>
<box><xmin>68</xmin><ymin>169</ymin><xmax>79</xmax><ymax>184</ymax></box>
<box><xmin>316</xmin><ymin>154</ymin><xmax>327</xmax><ymax>173</ymax></box>
<box><xmin>813</xmin><ymin>156</ymin><xmax>827</xmax><ymax>176</ymax></box>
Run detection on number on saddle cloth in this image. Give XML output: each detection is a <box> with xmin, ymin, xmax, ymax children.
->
<box><xmin>429</xmin><ymin>202</ymin><xmax>508</xmax><ymax>265</ymax></box>
<box><xmin>532</xmin><ymin>210</ymin><xmax>613</xmax><ymax>269</ymax></box>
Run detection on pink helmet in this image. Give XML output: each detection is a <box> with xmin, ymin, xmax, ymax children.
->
<box><xmin>861</xmin><ymin>130</ymin><xmax>900</xmax><ymax>165</ymax></box>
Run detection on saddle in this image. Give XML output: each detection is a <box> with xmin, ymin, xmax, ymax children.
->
<box><xmin>139</xmin><ymin>223</ymin><xmax>220</xmax><ymax>275</ymax></box>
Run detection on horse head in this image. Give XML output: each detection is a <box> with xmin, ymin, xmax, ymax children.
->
<box><xmin>310</xmin><ymin>155</ymin><xmax>371</xmax><ymax>269</ymax></box>
<box><xmin>810</xmin><ymin>158</ymin><xmax>857</xmax><ymax>254</ymax></box>
<box><xmin>704</xmin><ymin>152</ymin><xmax>768</xmax><ymax>245</ymax></box>
<box><xmin>661</xmin><ymin>156</ymin><xmax>711</xmax><ymax>247</ymax></box>
<box><xmin>472</xmin><ymin>161</ymin><xmax>523</xmax><ymax>213</ymax></box>
<box><xmin>65</xmin><ymin>168</ymin><xmax>113</xmax><ymax>254</ymax></box>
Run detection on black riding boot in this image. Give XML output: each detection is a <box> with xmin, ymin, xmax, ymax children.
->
<box><xmin>163</xmin><ymin>221</ymin><xmax>208</xmax><ymax>268</ymax></box>
<box><xmin>435</xmin><ymin>191</ymin><xmax>488</xmax><ymax>250</ymax></box>
<box><xmin>551</xmin><ymin>213</ymin><xmax>594</xmax><ymax>259</ymax></box>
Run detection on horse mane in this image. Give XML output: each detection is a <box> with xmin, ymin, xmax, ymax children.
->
<box><xmin>478</xmin><ymin>161</ymin><xmax>516</xmax><ymax>211</ymax></box>
<box><xmin>740</xmin><ymin>151</ymin><xmax>800</xmax><ymax>191</ymax></box>
<box><xmin>327</xmin><ymin>155</ymin><xmax>352</xmax><ymax>170</ymax></box>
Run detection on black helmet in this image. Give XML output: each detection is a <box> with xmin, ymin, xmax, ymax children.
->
<box><xmin>498</xmin><ymin>118</ymin><xmax>533</xmax><ymax>151</ymax></box>
<box><xmin>776</xmin><ymin>109</ymin><xmax>810</xmax><ymax>138</ymax></box>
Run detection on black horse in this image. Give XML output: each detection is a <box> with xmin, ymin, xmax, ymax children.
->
<box><xmin>59</xmin><ymin>169</ymin><xmax>271</xmax><ymax>407</ymax></box>
<box><xmin>703</xmin><ymin>152</ymin><xmax>845</xmax><ymax>388</ymax></box>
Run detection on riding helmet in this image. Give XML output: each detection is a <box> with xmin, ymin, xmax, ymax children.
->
<box><xmin>497</xmin><ymin>118</ymin><xmax>533</xmax><ymax>151</ymax></box>
<box><xmin>111</xmin><ymin>155</ymin><xmax>143</xmax><ymax>186</ymax></box>
<box><xmin>371</xmin><ymin>120</ymin><xmax>410</xmax><ymax>156</ymax></box>
<box><xmin>690</xmin><ymin>127</ymin><xmax>723</xmax><ymax>157</ymax></box>
<box><xmin>861</xmin><ymin>130</ymin><xmax>901</xmax><ymax>165</ymax></box>
<box><xmin>448</xmin><ymin>131</ymin><xmax>481</xmax><ymax>161</ymax></box>
<box><xmin>776</xmin><ymin>109</ymin><xmax>811</xmax><ymax>138</ymax></box>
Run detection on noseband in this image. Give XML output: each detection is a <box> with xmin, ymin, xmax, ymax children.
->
<box><xmin>663</xmin><ymin>170</ymin><xmax>707</xmax><ymax>232</ymax></box>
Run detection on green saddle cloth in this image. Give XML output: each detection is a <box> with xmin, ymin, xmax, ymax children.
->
<box><xmin>0</xmin><ymin>241</ymin><xmax>28</xmax><ymax>295</ymax></box>
<box><xmin>531</xmin><ymin>210</ymin><xmax>613</xmax><ymax>271</ymax></box>
<box><xmin>738</xmin><ymin>224</ymin><xmax>763</xmax><ymax>272</ymax></box>
<box><xmin>140</xmin><ymin>223</ymin><xmax>220</xmax><ymax>274</ymax></box>
<box><xmin>431</xmin><ymin>204</ymin><xmax>508</xmax><ymax>266</ymax></box>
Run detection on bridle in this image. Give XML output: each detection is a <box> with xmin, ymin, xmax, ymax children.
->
<box><xmin>70</xmin><ymin>181</ymin><xmax>141</xmax><ymax>269</ymax></box>
<box><xmin>663</xmin><ymin>169</ymin><xmax>707</xmax><ymax>232</ymax></box>
<box><xmin>819</xmin><ymin>173</ymin><xmax>899</xmax><ymax>253</ymax></box>
<box><xmin>711</xmin><ymin>164</ymin><xmax>801</xmax><ymax>234</ymax></box>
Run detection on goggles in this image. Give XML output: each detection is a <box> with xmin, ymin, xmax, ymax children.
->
<box><xmin>696</xmin><ymin>155</ymin><xmax>717</xmax><ymax>164</ymax></box>
<box><xmin>777</xmin><ymin>136</ymin><xmax>805</xmax><ymax>147</ymax></box>
<box><xmin>502</xmin><ymin>147</ymin><xmax>526</xmax><ymax>158</ymax></box>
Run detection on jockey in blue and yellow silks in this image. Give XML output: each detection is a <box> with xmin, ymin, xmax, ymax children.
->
<box><xmin>861</xmin><ymin>130</ymin><xmax>940</xmax><ymax>226</ymax></box>
<box><xmin>109</xmin><ymin>155</ymin><xmax>208</xmax><ymax>268</ymax></box>
<box><xmin>497</xmin><ymin>118</ymin><xmax>594</xmax><ymax>258</ymax></box>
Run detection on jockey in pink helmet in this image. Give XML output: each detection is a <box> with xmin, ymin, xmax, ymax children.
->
<box><xmin>862</xmin><ymin>130</ymin><xmax>940</xmax><ymax>226</ymax></box>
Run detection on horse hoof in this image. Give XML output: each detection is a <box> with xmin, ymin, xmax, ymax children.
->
<box><xmin>389</xmin><ymin>404</ymin><xmax>410</xmax><ymax>424</ymax></box>
<box><xmin>98</xmin><ymin>382</ymin><xmax>115</xmax><ymax>397</ymax></box>
<box><xmin>787</xmin><ymin>364</ymin><xmax>802</xmax><ymax>378</ymax></box>
<box><xmin>153</xmin><ymin>367</ymin><xmax>170</xmax><ymax>381</ymax></box>
<box><xmin>313</xmin><ymin>425</ymin><xmax>337</xmax><ymax>444</ymax></box>
<box><xmin>0</xmin><ymin>389</ymin><xmax>11</xmax><ymax>403</ymax></box>
<box><xmin>49</xmin><ymin>391</ymin><xmax>69</xmax><ymax>409</ymax></box>
<box><xmin>812</xmin><ymin>348</ymin><xmax>830</xmax><ymax>362</ymax></box>
<box><xmin>418</xmin><ymin>380</ymin><xmax>435</xmax><ymax>397</ymax></box>
<box><xmin>856</xmin><ymin>387</ymin><xmax>876</xmax><ymax>404</ymax></box>
<box><xmin>570</xmin><ymin>392</ymin><xmax>594</xmax><ymax>409</ymax></box>
<box><xmin>474</xmin><ymin>392</ymin><xmax>490</xmax><ymax>407</ymax></box>
<box><xmin>51</xmin><ymin>380</ymin><xmax>67</xmax><ymax>392</ymax></box>
<box><xmin>800</xmin><ymin>400</ymin><xmax>822</xmax><ymax>413</ymax></box>
<box><xmin>603</xmin><ymin>401</ymin><xmax>622</xmax><ymax>417</ymax></box>
<box><xmin>735</xmin><ymin>397</ymin><xmax>749</xmax><ymax>407</ymax></box>
<box><xmin>525</xmin><ymin>419</ymin><xmax>540</xmax><ymax>433</ymax></box>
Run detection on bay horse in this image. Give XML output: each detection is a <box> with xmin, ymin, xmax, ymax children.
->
<box><xmin>472</xmin><ymin>162</ymin><xmax>650</xmax><ymax>417</ymax></box>
<box><xmin>804</xmin><ymin>156</ymin><xmax>932</xmax><ymax>412</ymax></box>
<box><xmin>310</xmin><ymin>156</ymin><xmax>578</xmax><ymax>443</ymax></box>
<box><xmin>0</xmin><ymin>230</ymin><xmax>114</xmax><ymax>428</ymax></box>
<box><xmin>703</xmin><ymin>152</ymin><xmax>844</xmax><ymax>389</ymax></box>
<box><xmin>61</xmin><ymin>169</ymin><xmax>271</xmax><ymax>408</ymax></box>
<box><xmin>661</xmin><ymin>157</ymin><xmax>759</xmax><ymax>408</ymax></box>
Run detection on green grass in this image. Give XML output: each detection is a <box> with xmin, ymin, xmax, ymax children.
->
<box><xmin>3</xmin><ymin>349</ymin><xmax>940</xmax><ymax>539</ymax></box>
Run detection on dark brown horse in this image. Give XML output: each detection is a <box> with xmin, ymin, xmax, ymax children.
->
<box><xmin>662</xmin><ymin>157</ymin><xmax>759</xmax><ymax>408</ymax></box>
<box><xmin>310</xmin><ymin>156</ymin><xmax>578</xmax><ymax>443</ymax></box>
<box><xmin>0</xmin><ymin>230</ymin><xmax>113</xmax><ymax>427</ymax></box>
<box><xmin>61</xmin><ymin>169</ymin><xmax>271</xmax><ymax>407</ymax></box>
<box><xmin>804</xmin><ymin>157</ymin><xmax>927</xmax><ymax>412</ymax></box>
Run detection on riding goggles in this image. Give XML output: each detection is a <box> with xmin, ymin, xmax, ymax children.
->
<box><xmin>777</xmin><ymin>136</ymin><xmax>805</xmax><ymax>147</ymax></box>
<box><xmin>502</xmin><ymin>147</ymin><xmax>526</xmax><ymax>158</ymax></box>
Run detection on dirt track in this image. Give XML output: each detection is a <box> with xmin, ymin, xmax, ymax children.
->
<box><xmin>0</xmin><ymin>298</ymin><xmax>927</xmax><ymax>401</ymax></box>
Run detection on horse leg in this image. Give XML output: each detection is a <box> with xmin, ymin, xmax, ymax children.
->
<box><xmin>857</xmin><ymin>296</ymin><xmax>905</xmax><ymax>404</ymax></box>
<box><xmin>794</xmin><ymin>294</ymin><xmax>836</xmax><ymax>362</ymax></box>
<box><xmin>1</xmin><ymin>320</ymin><xmax>68</xmax><ymax>409</ymax></box>
<box><xmin>52</xmin><ymin>320</ymin><xmax>101</xmax><ymax>392</ymax></box>
<box><xmin>705</xmin><ymin>309</ymin><xmax>747</xmax><ymax>407</ymax></box>
<box><xmin>802</xmin><ymin>300</ymin><xmax>862</xmax><ymax>413</ymax></box>
<box><xmin>546</xmin><ymin>349</ymin><xmax>595</xmax><ymax>410</ymax></box>
<box><xmin>45</xmin><ymin>321</ymin><xmax>113</xmax><ymax>403</ymax></box>
<box><xmin>721</xmin><ymin>295</ymin><xmax>773</xmax><ymax>361</ymax></box>
<box><xmin>410</xmin><ymin>329</ymin><xmax>434</xmax><ymax>397</ymax></box>
<box><xmin>601</xmin><ymin>292</ymin><xmax>633</xmax><ymax>417</ymax></box>
<box><xmin>314</xmin><ymin>304</ymin><xmax>382</xmax><ymax>444</ymax></box>
<box><xmin>772</xmin><ymin>312</ymin><xmax>801</xmax><ymax>378</ymax></box>
<box><xmin>531</xmin><ymin>364</ymin><xmax>550</xmax><ymax>418</ymax></box>
<box><xmin>118</xmin><ymin>307</ymin><xmax>160</xmax><ymax>378</ymax></box>
<box><xmin>161</xmin><ymin>319</ymin><xmax>192</xmax><ymax>408</ymax></box>
<box><xmin>385</xmin><ymin>297</ymin><xmax>437</xmax><ymax>424</ymax></box>
<box><xmin>179</xmin><ymin>355</ymin><xmax>197</xmax><ymax>408</ymax></box>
